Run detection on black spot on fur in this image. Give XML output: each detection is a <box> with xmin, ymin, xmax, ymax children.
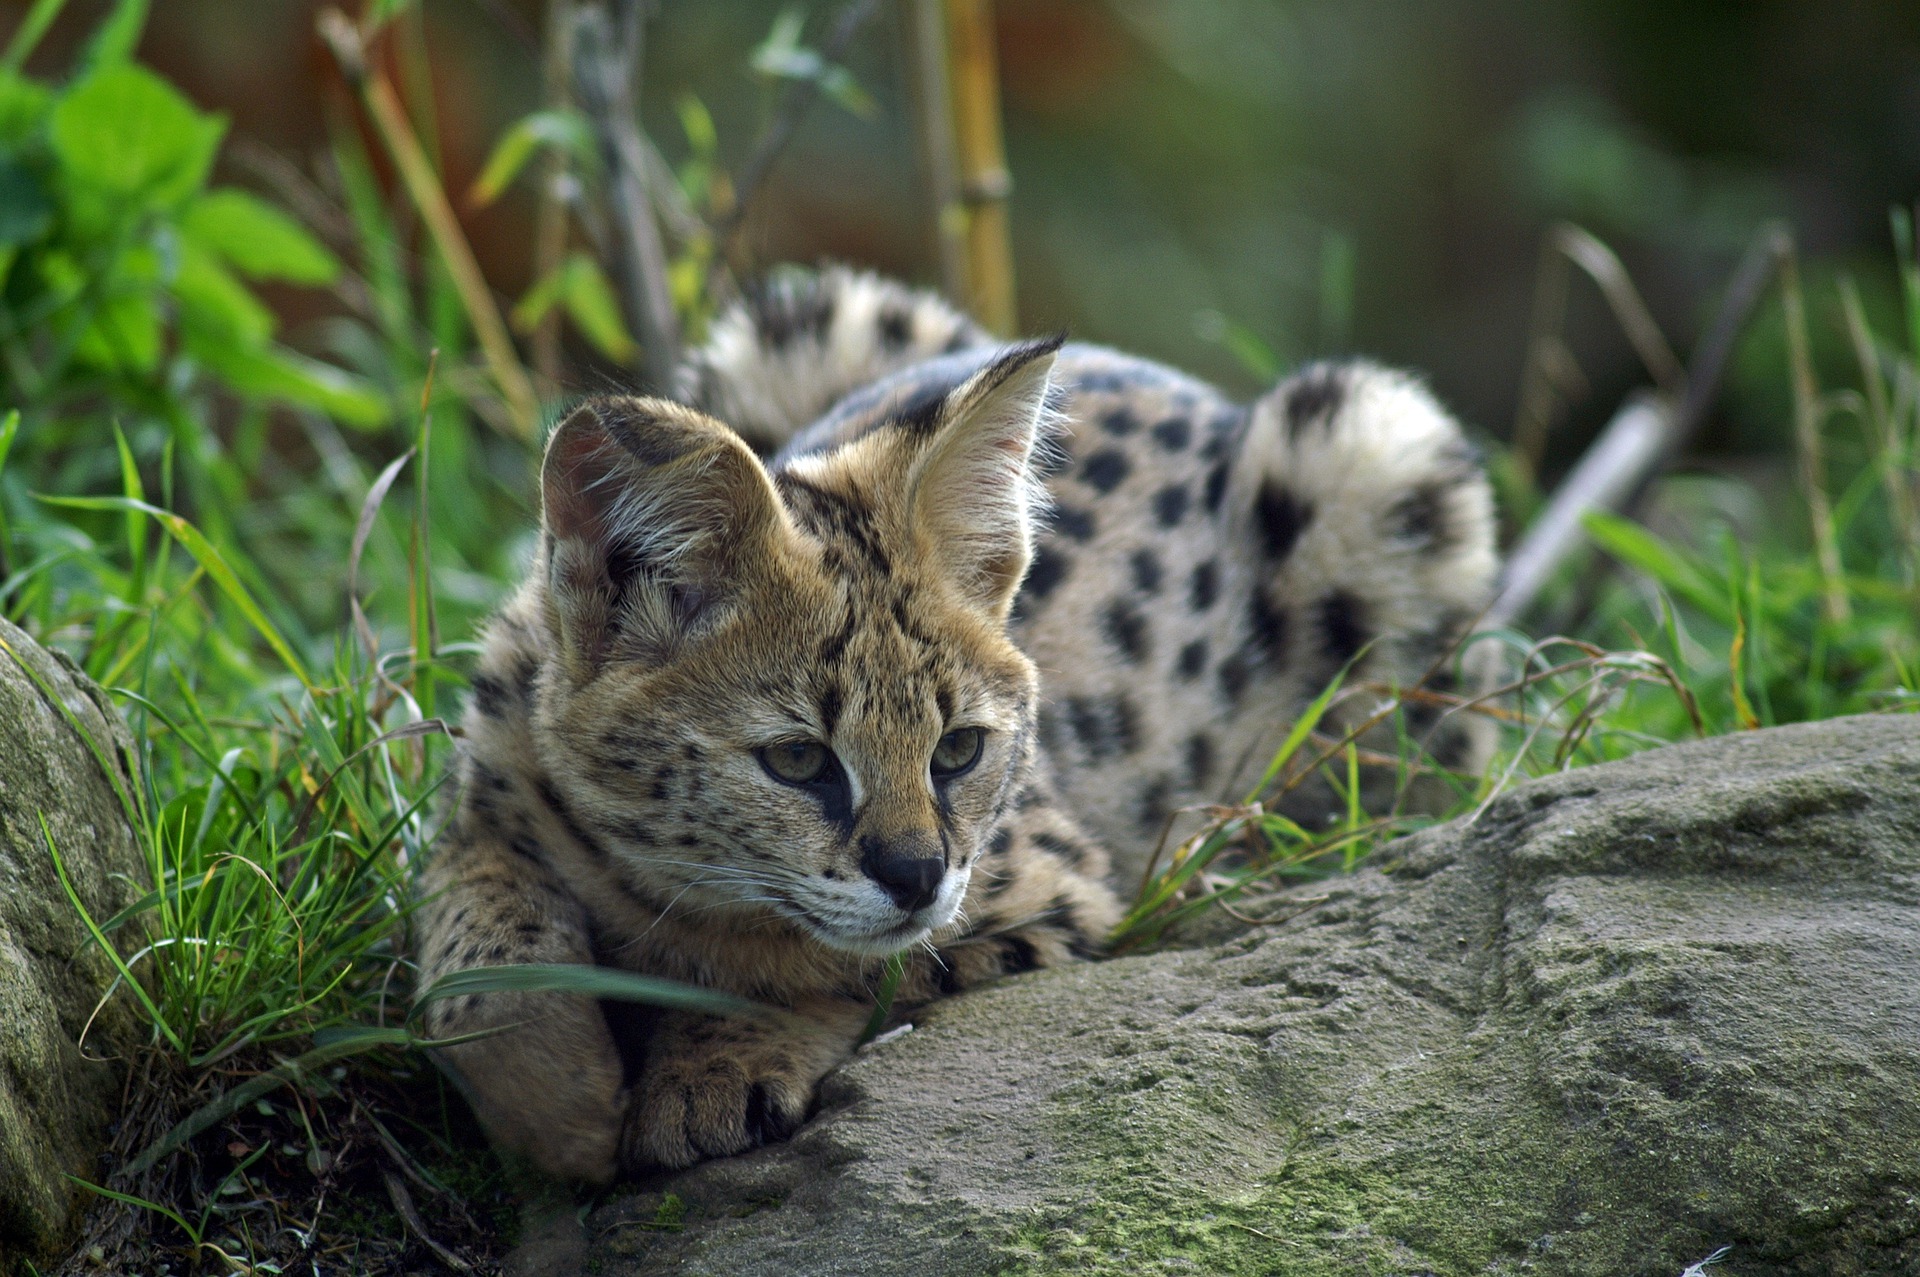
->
<box><xmin>988</xmin><ymin>827</ymin><xmax>1014</xmax><ymax>858</ymax></box>
<box><xmin>1153</xmin><ymin>484</ymin><xmax>1190</xmax><ymax>528</ymax></box>
<box><xmin>1185</xmin><ymin>734</ymin><xmax>1215</xmax><ymax>789</ymax></box>
<box><xmin>1065</xmin><ymin>694</ymin><xmax>1140</xmax><ymax>760</ymax></box>
<box><xmin>1138</xmin><ymin>775</ymin><xmax>1174</xmax><ymax>832</ymax></box>
<box><xmin>1130</xmin><ymin>548</ymin><xmax>1164</xmax><ymax>594</ymax></box>
<box><xmin>1151</xmin><ymin>417</ymin><xmax>1191</xmax><ymax>451</ymax></box>
<box><xmin>1318</xmin><ymin>590</ymin><xmax>1369</xmax><ymax>664</ymax></box>
<box><xmin>1285</xmin><ymin>365</ymin><xmax>1346</xmax><ymax>433</ymax></box>
<box><xmin>1080</xmin><ymin>447</ymin><xmax>1131</xmax><ymax>494</ymax></box>
<box><xmin>1102</xmin><ymin>598</ymin><xmax>1150</xmax><ymax>663</ymax></box>
<box><xmin>1100</xmin><ymin>407</ymin><xmax>1139</xmax><ymax>436</ymax></box>
<box><xmin>751</xmin><ymin>278</ymin><xmax>835</xmax><ymax>351</ymax></box>
<box><xmin>1176</xmin><ymin>638</ymin><xmax>1209</xmax><ymax>681</ymax></box>
<box><xmin>877</xmin><ymin>302</ymin><xmax>912</xmax><ymax>350</ymax></box>
<box><xmin>1189</xmin><ymin>559</ymin><xmax>1219</xmax><ymax>611</ymax></box>
<box><xmin>1017</xmin><ymin>547</ymin><xmax>1069</xmax><ymax>612</ymax></box>
<box><xmin>1388</xmin><ymin>482</ymin><xmax>1452</xmax><ymax>552</ymax></box>
<box><xmin>1248</xmin><ymin>591</ymin><xmax>1289</xmax><ymax>662</ymax></box>
<box><xmin>468</xmin><ymin>673</ymin><xmax>508</xmax><ymax>720</ymax></box>
<box><xmin>1202</xmin><ymin>461</ymin><xmax>1230</xmax><ymax>514</ymax></box>
<box><xmin>1000</xmin><ymin>935</ymin><xmax>1042</xmax><ymax>975</ymax></box>
<box><xmin>1032</xmin><ymin>830</ymin><xmax>1090</xmax><ymax>869</ymax></box>
<box><xmin>1050</xmin><ymin>505</ymin><xmax>1097</xmax><ymax>542</ymax></box>
<box><xmin>1256</xmin><ymin>482</ymin><xmax>1314</xmax><ymax>561</ymax></box>
<box><xmin>1217</xmin><ymin>652</ymin><xmax>1252</xmax><ymax>704</ymax></box>
<box><xmin>936</xmin><ymin>953</ymin><xmax>964</xmax><ymax>995</ymax></box>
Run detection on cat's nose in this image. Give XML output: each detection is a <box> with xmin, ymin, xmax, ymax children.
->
<box><xmin>860</xmin><ymin>839</ymin><xmax>946</xmax><ymax>912</ymax></box>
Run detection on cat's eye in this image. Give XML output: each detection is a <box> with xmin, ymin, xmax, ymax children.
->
<box><xmin>931</xmin><ymin>727</ymin><xmax>984</xmax><ymax>778</ymax></box>
<box><xmin>760</xmin><ymin>740</ymin><xmax>831</xmax><ymax>785</ymax></box>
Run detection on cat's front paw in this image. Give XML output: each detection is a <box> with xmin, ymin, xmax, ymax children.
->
<box><xmin>620</xmin><ymin>1044</ymin><xmax>814</xmax><ymax>1171</ymax></box>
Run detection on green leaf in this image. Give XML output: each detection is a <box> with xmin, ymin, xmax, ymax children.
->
<box><xmin>82</xmin><ymin>0</ymin><xmax>149</xmax><ymax>71</ymax></box>
<box><xmin>1582</xmin><ymin>510</ymin><xmax>1730</xmax><ymax>622</ymax></box>
<box><xmin>183</xmin><ymin>188</ymin><xmax>340</xmax><ymax>285</ymax></box>
<box><xmin>173</xmin><ymin>240</ymin><xmax>275</xmax><ymax>347</ymax></box>
<box><xmin>468</xmin><ymin>108</ymin><xmax>593</xmax><ymax>208</ymax></box>
<box><xmin>50</xmin><ymin>64</ymin><xmax>224</xmax><ymax>205</ymax></box>
<box><xmin>512</xmin><ymin>252</ymin><xmax>636</xmax><ymax>363</ymax></box>
<box><xmin>186</xmin><ymin>338</ymin><xmax>390</xmax><ymax>429</ymax></box>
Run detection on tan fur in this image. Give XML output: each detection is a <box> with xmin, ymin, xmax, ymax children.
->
<box><xmin>416</xmin><ymin>272</ymin><xmax>1497</xmax><ymax>1183</ymax></box>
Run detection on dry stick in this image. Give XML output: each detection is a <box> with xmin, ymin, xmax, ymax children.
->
<box><xmin>572</xmin><ymin>0</ymin><xmax>680</xmax><ymax>391</ymax></box>
<box><xmin>944</xmin><ymin>0</ymin><xmax>1017</xmax><ymax>334</ymax></box>
<box><xmin>1488</xmin><ymin>223</ymin><xmax>1787</xmax><ymax>631</ymax></box>
<box><xmin>318</xmin><ymin>11</ymin><xmax>541</xmax><ymax>442</ymax></box>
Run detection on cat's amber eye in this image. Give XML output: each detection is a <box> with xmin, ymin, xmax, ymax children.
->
<box><xmin>760</xmin><ymin>740</ymin><xmax>830</xmax><ymax>785</ymax></box>
<box><xmin>930</xmin><ymin>727</ymin><xmax>984</xmax><ymax>778</ymax></box>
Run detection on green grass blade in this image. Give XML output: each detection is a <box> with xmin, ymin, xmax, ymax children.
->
<box><xmin>410</xmin><ymin>963</ymin><xmax>779</xmax><ymax>1024</ymax></box>
<box><xmin>36</xmin><ymin>494</ymin><xmax>312</xmax><ymax>686</ymax></box>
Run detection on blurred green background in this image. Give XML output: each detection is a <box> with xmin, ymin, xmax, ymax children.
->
<box><xmin>20</xmin><ymin>0</ymin><xmax>1920</xmax><ymax>447</ymax></box>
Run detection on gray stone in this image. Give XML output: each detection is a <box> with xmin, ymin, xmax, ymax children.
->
<box><xmin>541</xmin><ymin>714</ymin><xmax>1920</xmax><ymax>1277</ymax></box>
<box><xmin>0</xmin><ymin>618</ymin><xmax>148</xmax><ymax>1274</ymax></box>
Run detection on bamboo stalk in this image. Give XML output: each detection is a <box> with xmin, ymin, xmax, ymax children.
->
<box><xmin>319</xmin><ymin>10</ymin><xmax>541</xmax><ymax>441</ymax></box>
<box><xmin>943</xmin><ymin>0</ymin><xmax>1016</xmax><ymax>335</ymax></box>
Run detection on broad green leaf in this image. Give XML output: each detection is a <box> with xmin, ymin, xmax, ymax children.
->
<box><xmin>187</xmin><ymin>338</ymin><xmax>390</xmax><ymax>429</ymax></box>
<box><xmin>173</xmin><ymin>240</ymin><xmax>275</xmax><ymax>347</ymax></box>
<box><xmin>50</xmin><ymin>64</ymin><xmax>224</xmax><ymax>205</ymax></box>
<box><xmin>512</xmin><ymin>252</ymin><xmax>636</xmax><ymax>363</ymax></box>
<box><xmin>75</xmin><ymin>288</ymin><xmax>163</xmax><ymax>374</ymax></box>
<box><xmin>468</xmin><ymin>108</ymin><xmax>593</xmax><ymax>208</ymax></box>
<box><xmin>184</xmin><ymin>188</ymin><xmax>339</xmax><ymax>285</ymax></box>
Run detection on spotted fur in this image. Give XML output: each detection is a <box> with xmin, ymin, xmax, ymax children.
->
<box><xmin>416</xmin><ymin>269</ymin><xmax>1497</xmax><ymax>1184</ymax></box>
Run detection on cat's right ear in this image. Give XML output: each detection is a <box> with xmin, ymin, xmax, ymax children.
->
<box><xmin>540</xmin><ymin>397</ymin><xmax>782</xmax><ymax>672</ymax></box>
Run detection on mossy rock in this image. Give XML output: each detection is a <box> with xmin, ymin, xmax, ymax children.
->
<box><xmin>0</xmin><ymin>618</ymin><xmax>148</xmax><ymax>1274</ymax></box>
<box><xmin>525</xmin><ymin>714</ymin><xmax>1920</xmax><ymax>1277</ymax></box>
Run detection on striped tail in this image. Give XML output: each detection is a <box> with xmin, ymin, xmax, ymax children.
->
<box><xmin>675</xmin><ymin>266</ymin><xmax>990</xmax><ymax>452</ymax></box>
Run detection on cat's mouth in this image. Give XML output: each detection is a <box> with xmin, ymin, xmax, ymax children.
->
<box><xmin>783</xmin><ymin>871</ymin><xmax>968</xmax><ymax>955</ymax></box>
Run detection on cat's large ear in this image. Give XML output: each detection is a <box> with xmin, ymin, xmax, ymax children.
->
<box><xmin>904</xmin><ymin>337</ymin><xmax>1062</xmax><ymax>619</ymax></box>
<box><xmin>540</xmin><ymin>396</ymin><xmax>782</xmax><ymax>670</ymax></box>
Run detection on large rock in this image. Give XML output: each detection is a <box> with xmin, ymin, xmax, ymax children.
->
<box><xmin>0</xmin><ymin>618</ymin><xmax>147</xmax><ymax>1274</ymax></box>
<box><xmin>532</xmin><ymin>714</ymin><xmax>1920</xmax><ymax>1277</ymax></box>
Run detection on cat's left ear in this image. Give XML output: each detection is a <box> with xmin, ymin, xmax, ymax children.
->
<box><xmin>904</xmin><ymin>337</ymin><xmax>1062</xmax><ymax>619</ymax></box>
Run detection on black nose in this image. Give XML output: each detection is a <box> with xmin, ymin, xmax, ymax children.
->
<box><xmin>860</xmin><ymin>845</ymin><xmax>945</xmax><ymax>913</ymax></box>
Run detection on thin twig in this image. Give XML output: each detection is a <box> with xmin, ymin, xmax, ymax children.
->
<box><xmin>712</xmin><ymin>0</ymin><xmax>882</xmax><ymax>247</ymax></box>
<box><xmin>572</xmin><ymin>0</ymin><xmax>681</xmax><ymax>390</ymax></box>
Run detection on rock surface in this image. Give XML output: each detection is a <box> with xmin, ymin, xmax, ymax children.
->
<box><xmin>526</xmin><ymin>714</ymin><xmax>1920</xmax><ymax>1277</ymax></box>
<box><xmin>0</xmin><ymin>618</ymin><xmax>148</xmax><ymax>1274</ymax></box>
